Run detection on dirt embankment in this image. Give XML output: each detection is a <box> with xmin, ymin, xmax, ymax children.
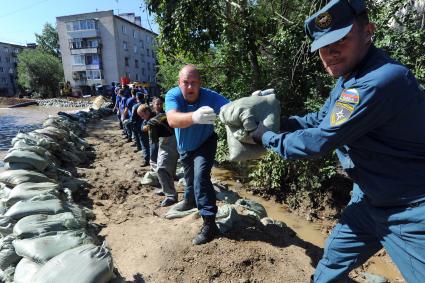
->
<box><xmin>75</xmin><ymin>115</ymin><xmax>404</xmax><ymax>283</ymax></box>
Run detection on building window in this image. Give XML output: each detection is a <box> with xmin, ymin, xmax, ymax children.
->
<box><xmin>86</xmin><ymin>70</ymin><xmax>101</xmax><ymax>80</ymax></box>
<box><xmin>122</xmin><ymin>25</ymin><xmax>127</xmax><ymax>34</ymax></box>
<box><xmin>125</xmin><ymin>72</ymin><xmax>130</xmax><ymax>79</ymax></box>
<box><xmin>135</xmin><ymin>60</ymin><xmax>139</xmax><ymax>68</ymax></box>
<box><xmin>135</xmin><ymin>73</ymin><xmax>139</xmax><ymax>81</ymax></box>
<box><xmin>86</xmin><ymin>54</ymin><xmax>99</xmax><ymax>65</ymax></box>
<box><xmin>142</xmin><ymin>68</ymin><xmax>145</xmax><ymax>75</ymax></box>
<box><xmin>133</xmin><ymin>46</ymin><xmax>137</xmax><ymax>54</ymax></box>
<box><xmin>151</xmin><ymin>49</ymin><xmax>155</xmax><ymax>58</ymax></box>
<box><xmin>147</xmin><ymin>62</ymin><xmax>151</xmax><ymax>71</ymax></box>
<box><xmin>73</xmin><ymin>55</ymin><xmax>85</xmax><ymax>65</ymax></box>
<box><xmin>133</xmin><ymin>30</ymin><xmax>136</xmax><ymax>38</ymax></box>
<box><xmin>0</xmin><ymin>67</ymin><xmax>3</xmax><ymax>72</ymax></box>
<box><xmin>6</xmin><ymin>57</ymin><xmax>10</xmax><ymax>63</ymax></box>
<box><xmin>3</xmin><ymin>47</ymin><xmax>9</xmax><ymax>53</ymax></box>
<box><xmin>139</xmin><ymin>39</ymin><xmax>144</xmax><ymax>48</ymax></box>
<box><xmin>67</xmin><ymin>19</ymin><xmax>96</xmax><ymax>31</ymax></box>
<box><xmin>125</xmin><ymin>57</ymin><xmax>129</xmax><ymax>66</ymax></box>
<box><xmin>0</xmin><ymin>56</ymin><xmax>2</xmax><ymax>62</ymax></box>
<box><xmin>123</xmin><ymin>41</ymin><xmax>128</xmax><ymax>50</ymax></box>
<box><xmin>1</xmin><ymin>77</ymin><xmax>7</xmax><ymax>84</ymax></box>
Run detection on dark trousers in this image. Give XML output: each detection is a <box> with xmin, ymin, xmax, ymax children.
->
<box><xmin>139</xmin><ymin>130</ymin><xmax>150</xmax><ymax>163</ymax></box>
<box><xmin>180</xmin><ymin>133</ymin><xmax>218</xmax><ymax>217</ymax></box>
<box><xmin>117</xmin><ymin>114</ymin><xmax>123</xmax><ymax>129</ymax></box>
<box><xmin>150</xmin><ymin>142</ymin><xmax>158</xmax><ymax>163</ymax></box>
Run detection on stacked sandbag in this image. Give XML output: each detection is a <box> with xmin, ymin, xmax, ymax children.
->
<box><xmin>0</xmin><ymin>106</ymin><xmax>114</xmax><ymax>282</ymax></box>
<box><xmin>219</xmin><ymin>90</ymin><xmax>281</xmax><ymax>161</ymax></box>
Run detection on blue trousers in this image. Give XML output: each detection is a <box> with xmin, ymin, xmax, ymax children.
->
<box><xmin>314</xmin><ymin>185</ymin><xmax>425</xmax><ymax>283</ymax></box>
<box><xmin>180</xmin><ymin>133</ymin><xmax>218</xmax><ymax>217</ymax></box>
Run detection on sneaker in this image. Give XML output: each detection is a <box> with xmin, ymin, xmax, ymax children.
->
<box><xmin>174</xmin><ymin>199</ymin><xmax>196</xmax><ymax>212</ymax></box>
<box><xmin>154</xmin><ymin>189</ymin><xmax>165</xmax><ymax>196</ymax></box>
<box><xmin>192</xmin><ymin>217</ymin><xmax>219</xmax><ymax>245</ymax></box>
<box><xmin>161</xmin><ymin>197</ymin><xmax>177</xmax><ymax>207</ymax></box>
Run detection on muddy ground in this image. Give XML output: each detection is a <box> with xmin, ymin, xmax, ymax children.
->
<box><xmin>75</xmin><ymin>115</ymin><xmax>404</xmax><ymax>283</ymax></box>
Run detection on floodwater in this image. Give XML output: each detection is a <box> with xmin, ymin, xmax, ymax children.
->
<box><xmin>212</xmin><ymin>167</ymin><xmax>403</xmax><ymax>282</ymax></box>
<box><xmin>0</xmin><ymin>105</ymin><xmax>86</xmax><ymax>165</ymax></box>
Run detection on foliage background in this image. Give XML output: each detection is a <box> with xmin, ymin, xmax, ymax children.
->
<box><xmin>146</xmin><ymin>0</ymin><xmax>425</xmax><ymax>212</ymax></box>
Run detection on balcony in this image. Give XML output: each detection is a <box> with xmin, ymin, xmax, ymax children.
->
<box><xmin>70</xmin><ymin>47</ymin><xmax>101</xmax><ymax>55</ymax></box>
<box><xmin>67</xmin><ymin>29</ymin><xmax>100</xmax><ymax>39</ymax></box>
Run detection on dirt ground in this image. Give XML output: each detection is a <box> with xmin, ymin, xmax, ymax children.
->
<box><xmin>75</xmin><ymin>115</ymin><xmax>404</xmax><ymax>283</ymax></box>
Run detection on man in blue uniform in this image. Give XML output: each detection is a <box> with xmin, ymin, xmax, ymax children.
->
<box><xmin>251</xmin><ymin>0</ymin><xmax>425</xmax><ymax>282</ymax></box>
<box><xmin>166</xmin><ymin>64</ymin><xmax>229</xmax><ymax>245</ymax></box>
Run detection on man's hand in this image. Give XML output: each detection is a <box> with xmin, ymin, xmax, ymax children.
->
<box><xmin>250</xmin><ymin>122</ymin><xmax>270</xmax><ymax>144</ymax></box>
<box><xmin>192</xmin><ymin>106</ymin><xmax>216</xmax><ymax>124</ymax></box>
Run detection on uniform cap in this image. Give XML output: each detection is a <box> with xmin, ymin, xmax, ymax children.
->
<box><xmin>304</xmin><ymin>0</ymin><xmax>366</xmax><ymax>52</ymax></box>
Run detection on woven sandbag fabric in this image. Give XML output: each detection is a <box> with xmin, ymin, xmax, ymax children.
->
<box><xmin>219</xmin><ymin>93</ymin><xmax>281</xmax><ymax>161</ymax></box>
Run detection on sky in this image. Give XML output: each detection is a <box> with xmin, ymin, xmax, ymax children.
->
<box><xmin>0</xmin><ymin>0</ymin><xmax>159</xmax><ymax>45</ymax></box>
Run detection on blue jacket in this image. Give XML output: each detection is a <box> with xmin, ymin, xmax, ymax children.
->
<box><xmin>262</xmin><ymin>45</ymin><xmax>425</xmax><ymax>207</ymax></box>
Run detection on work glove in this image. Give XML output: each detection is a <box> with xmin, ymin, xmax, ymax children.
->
<box><xmin>192</xmin><ymin>106</ymin><xmax>216</xmax><ymax>124</ymax></box>
<box><xmin>250</xmin><ymin>122</ymin><xmax>270</xmax><ymax>144</ymax></box>
<box><xmin>251</xmin><ymin>88</ymin><xmax>275</xmax><ymax>97</ymax></box>
<box><xmin>147</xmin><ymin>113</ymin><xmax>167</xmax><ymax>127</ymax></box>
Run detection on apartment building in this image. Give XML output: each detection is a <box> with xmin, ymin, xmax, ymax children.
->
<box><xmin>57</xmin><ymin>10</ymin><xmax>158</xmax><ymax>95</ymax></box>
<box><xmin>0</xmin><ymin>42</ymin><xmax>25</xmax><ymax>97</ymax></box>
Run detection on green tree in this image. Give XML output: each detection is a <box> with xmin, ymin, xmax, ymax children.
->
<box><xmin>35</xmin><ymin>23</ymin><xmax>60</xmax><ymax>58</ymax></box>
<box><xmin>17</xmin><ymin>49</ymin><xmax>63</xmax><ymax>98</ymax></box>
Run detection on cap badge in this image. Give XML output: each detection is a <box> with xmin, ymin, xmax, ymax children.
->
<box><xmin>315</xmin><ymin>12</ymin><xmax>332</xmax><ymax>29</ymax></box>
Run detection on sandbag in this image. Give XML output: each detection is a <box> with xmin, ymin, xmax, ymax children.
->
<box><xmin>9</xmin><ymin>143</ymin><xmax>48</xmax><ymax>157</ymax></box>
<box><xmin>31</xmin><ymin>243</ymin><xmax>113</xmax><ymax>283</ymax></box>
<box><xmin>13</xmin><ymin>212</ymin><xmax>85</xmax><ymax>239</ymax></box>
<box><xmin>140</xmin><ymin>171</ymin><xmax>160</xmax><ymax>187</ymax></box>
<box><xmin>235</xmin><ymin>199</ymin><xmax>267</xmax><ymax>219</ymax></box>
<box><xmin>5</xmin><ymin>195</ymin><xmax>65</xmax><ymax>220</ymax></box>
<box><xmin>3</xmin><ymin>150</ymin><xmax>49</xmax><ymax>171</ymax></box>
<box><xmin>6</xmin><ymin>182</ymin><xmax>60</xmax><ymax>206</ymax></box>
<box><xmin>0</xmin><ymin>266</ymin><xmax>14</xmax><ymax>283</ymax></box>
<box><xmin>219</xmin><ymin>93</ymin><xmax>281</xmax><ymax>161</ymax></box>
<box><xmin>215</xmin><ymin>204</ymin><xmax>240</xmax><ymax>233</ymax></box>
<box><xmin>0</xmin><ymin>170</ymin><xmax>54</xmax><ymax>187</ymax></box>
<box><xmin>0</xmin><ymin>235</ymin><xmax>21</xmax><ymax>270</ymax></box>
<box><xmin>0</xmin><ymin>216</ymin><xmax>16</xmax><ymax>237</ymax></box>
<box><xmin>13</xmin><ymin>258</ymin><xmax>42</xmax><ymax>283</ymax></box>
<box><xmin>13</xmin><ymin>230</ymin><xmax>93</xmax><ymax>263</ymax></box>
<box><xmin>34</xmin><ymin>126</ymin><xmax>68</xmax><ymax>141</ymax></box>
<box><xmin>164</xmin><ymin>201</ymin><xmax>198</xmax><ymax>219</ymax></box>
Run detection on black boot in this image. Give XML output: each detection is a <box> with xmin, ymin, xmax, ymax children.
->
<box><xmin>174</xmin><ymin>199</ymin><xmax>196</xmax><ymax>212</ymax></box>
<box><xmin>192</xmin><ymin>216</ymin><xmax>219</xmax><ymax>245</ymax></box>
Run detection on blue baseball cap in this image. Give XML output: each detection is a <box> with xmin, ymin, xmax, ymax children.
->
<box><xmin>305</xmin><ymin>0</ymin><xmax>366</xmax><ymax>52</ymax></box>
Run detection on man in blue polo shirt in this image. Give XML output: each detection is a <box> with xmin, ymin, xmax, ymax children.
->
<box><xmin>250</xmin><ymin>0</ymin><xmax>425</xmax><ymax>282</ymax></box>
<box><xmin>166</xmin><ymin>64</ymin><xmax>229</xmax><ymax>245</ymax></box>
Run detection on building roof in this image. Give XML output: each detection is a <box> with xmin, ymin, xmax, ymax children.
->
<box><xmin>56</xmin><ymin>10</ymin><xmax>158</xmax><ymax>36</ymax></box>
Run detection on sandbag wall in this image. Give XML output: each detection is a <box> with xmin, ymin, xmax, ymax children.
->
<box><xmin>0</xmin><ymin>107</ymin><xmax>114</xmax><ymax>283</ymax></box>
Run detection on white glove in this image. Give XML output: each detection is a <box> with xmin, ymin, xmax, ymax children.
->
<box><xmin>192</xmin><ymin>106</ymin><xmax>216</xmax><ymax>124</ymax></box>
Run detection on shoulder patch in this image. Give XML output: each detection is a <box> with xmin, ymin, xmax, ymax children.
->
<box><xmin>339</xmin><ymin>88</ymin><xmax>360</xmax><ymax>104</ymax></box>
<box><xmin>330</xmin><ymin>101</ymin><xmax>354</xmax><ymax>126</ymax></box>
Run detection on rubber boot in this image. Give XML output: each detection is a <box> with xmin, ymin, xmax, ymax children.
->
<box><xmin>192</xmin><ymin>216</ymin><xmax>219</xmax><ymax>245</ymax></box>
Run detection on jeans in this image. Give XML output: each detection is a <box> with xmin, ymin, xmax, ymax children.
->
<box><xmin>140</xmin><ymin>131</ymin><xmax>150</xmax><ymax>163</ymax></box>
<box><xmin>313</xmin><ymin>184</ymin><xmax>425</xmax><ymax>283</ymax></box>
<box><xmin>150</xmin><ymin>142</ymin><xmax>159</xmax><ymax>169</ymax></box>
<box><xmin>180</xmin><ymin>133</ymin><xmax>218</xmax><ymax>217</ymax></box>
